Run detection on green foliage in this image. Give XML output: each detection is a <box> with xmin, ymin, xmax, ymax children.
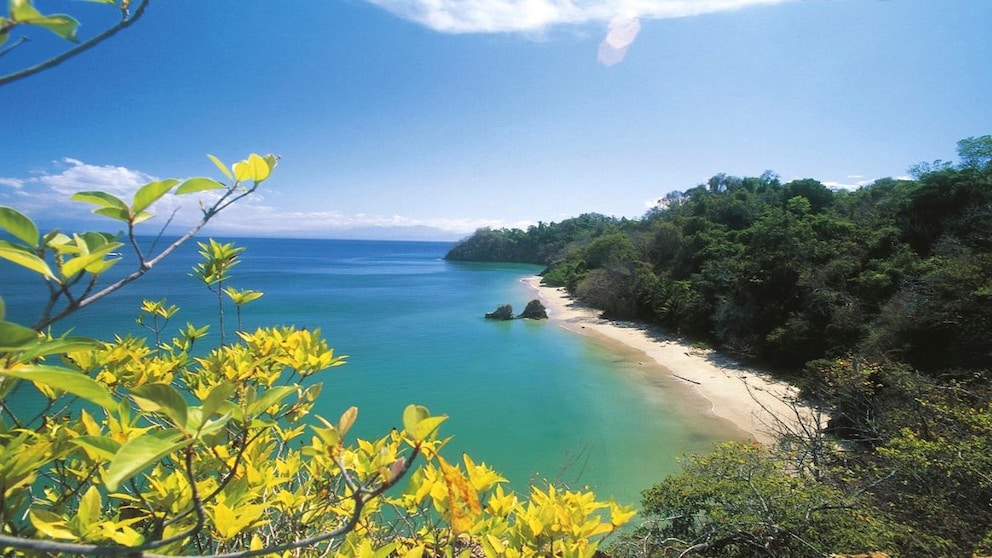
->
<box><xmin>612</xmin><ymin>442</ymin><xmax>901</xmax><ymax>558</ymax></box>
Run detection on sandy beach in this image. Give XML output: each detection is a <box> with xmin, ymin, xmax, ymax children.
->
<box><xmin>522</xmin><ymin>276</ymin><xmax>814</xmax><ymax>445</ymax></box>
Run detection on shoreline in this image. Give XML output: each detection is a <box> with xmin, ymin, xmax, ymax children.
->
<box><xmin>522</xmin><ymin>276</ymin><xmax>813</xmax><ymax>445</ymax></box>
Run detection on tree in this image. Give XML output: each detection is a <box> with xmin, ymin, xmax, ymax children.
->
<box><xmin>611</xmin><ymin>442</ymin><xmax>900</xmax><ymax>558</ymax></box>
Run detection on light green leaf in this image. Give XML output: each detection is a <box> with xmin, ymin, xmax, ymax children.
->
<box><xmin>77</xmin><ymin>486</ymin><xmax>102</xmax><ymax>525</ymax></box>
<box><xmin>201</xmin><ymin>382</ymin><xmax>236</xmax><ymax>420</ymax></box>
<box><xmin>10</xmin><ymin>0</ymin><xmax>43</xmax><ymax>21</ymax></box>
<box><xmin>402</xmin><ymin>404</ymin><xmax>430</xmax><ymax>434</ymax></box>
<box><xmin>72</xmin><ymin>191</ymin><xmax>128</xmax><ymax>211</ymax></box>
<box><xmin>175</xmin><ymin>177</ymin><xmax>225</xmax><ymax>195</ymax></box>
<box><xmin>0</xmin><ymin>205</ymin><xmax>39</xmax><ymax>247</ymax></box>
<box><xmin>130</xmin><ymin>210</ymin><xmax>154</xmax><ymax>225</ymax></box>
<box><xmin>195</xmin><ymin>409</ymin><xmax>235</xmax><ymax>438</ymax></box>
<box><xmin>0</xmin><ymin>365</ymin><xmax>116</xmax><ymax>409</ymax></box>
<box><xmin>402</xmin><ymin>405</ymin><xmax>445</xmax><ymax>442</ymax></box>
<box><xmin>206</xmin><ymin>154</ymin><xmax>233</xmax><ymax>181</ymax></box>
<box><xmin>19</xmin><ymin>336</ymin><xmax>96</xmax><ymax>360</ymax></box>
<box><xmin>29</xmin><ymin>510</ymin><xmax>77</xmax><ymax>541</ymax></box>
<box><xmin>132</xmin><ymin>179</ymin><xmax>178</xmax><ymax>214</ymax></box>
<box><xmin>92</xmin><ymin>206</ymin><xmax>130</xmax><ymax>223</ymax></box>
<box><xmin>26</xmin><ymin>14</ymin><xmax>79</xmax><ymax>42</ymax></box>
<box><xmin>0</xmin><ymin>320</ymin><xmax>39</xmax><ymax>350</ymax></box>
<box><xmin>70</xmin><ymin>435</ymin><xmax>122</xmax><ymax>461</ymax></box>
<box><xmin>410</xmin><ymin>416</ymin><xmax>446</xmax><ymax>442</ymax></box>
<box><xmin>61</xmin><ymin>243</ymin><xmax>122</xmax><ymax>279</ymax></box>
<box><xmin>131</xmin><ymin>383</ymin><xmax>189</xmax><ymax>429</ymax></box>
<box><xmin>246</xmin><ymin>385</ymin><xmax>296</xmax><ymax>417</ymax></box>
<box><xmin>0</xmin><ymin>295</ymin><xmax>5</xmax><ymax>321</ymax></box>
<box><xmin>263</xmin><ymin>154</ymin><xmax>279</xmax><ymax>172</ymax></box>
<box><xmin>103</xmin><ymin>429</ymin><xmax>192</xmax><ymax>491</ymax></box>
<box><xmin>0</xmin><ymin>240</ymin><xmax>55</xmax><ymax>278</ymax></box>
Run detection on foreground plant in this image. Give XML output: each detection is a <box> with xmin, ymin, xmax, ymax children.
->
<box><xmin>0</xmin><ymin>158</ymin><xmax>631</xmax><ymax>556</ymax></box>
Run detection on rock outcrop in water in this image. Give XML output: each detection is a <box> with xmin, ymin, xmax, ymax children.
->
<box><xmin>485</xmin><ymin>304</ymin><xmax>514</xmax><ymax>320</ymax></box>
<box><xmin>484</xmin><ymin>300</ymin><xmax>548</xmax><ymax>320</ymax></box>
<box><xmin>518</xmin><ymin>299</ymin><xmax>548</xmax><ymax>320</ymax></box>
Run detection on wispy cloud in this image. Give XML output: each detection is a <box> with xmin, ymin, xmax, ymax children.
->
<box><xmin>0</xmin><ymin>159</ymin><xmax>518</xmax><ymax>239</ymax></box>
<box><xmin>363</xmin><ymin>0</ymin><xmax>793</xmax><ymax>64</ymax></box>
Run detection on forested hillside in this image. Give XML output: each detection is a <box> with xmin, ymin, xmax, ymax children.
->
<box><xmin>447</xmin><ymin>137</ymin><xmax>992</xmax><ymax>556</ymax></box>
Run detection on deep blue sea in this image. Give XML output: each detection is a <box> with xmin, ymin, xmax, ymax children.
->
<box><xmin>2</xmin><ymin>237</ymin><xmax>740</xmax><ymax>505</ymax></box>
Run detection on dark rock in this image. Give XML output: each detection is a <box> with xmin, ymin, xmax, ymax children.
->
<box><xmin>485</xmin><ymin>304</ymin><xmax>514</xmax><ymax>320</ymax></box>
<box><xmin>518</xmin><ymin>299</ymin><xmax>548</xmax><ymax>320</ymax></box>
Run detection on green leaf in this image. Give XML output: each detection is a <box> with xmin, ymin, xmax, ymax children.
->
<box><xmin>0</xmin><ymin>240</ymin><xmax>55</xmax><ymax>278</ymax></box>
<box><xmin>60</xmin><ymin>242</ymin><xmax>123</xmax><ymax>279</ymax></box>
<box><xmin>131</xmin><ymin>179</ymin><xmax>179</xmax><ymax>214</ymax></box>
<box><xmin>263</xmin><ymin>154</ymin><xmax>279</xmax><ymax>172</ymax></box>
<box><xmin>92</xmin><ymin>206</ymin><xmax>131</xmax><ymax>223</ymax></box>
<box><xmin>131</xmin><ymin>383</ymin><xmax>189</xmax><ymax>429</ymax></box>
<box><xmin>77</xmin><ymin>486</ymin><xmax>102</xmax><ymax>525</ymax></box>
<box><xmin>0</xmin><ymin>365</ymin><xmax>116</xmax><ymax>409</ymax></box>
<box><xmin>0</xmin><ymin>295</ymin><xmax>5</xmax><ymax>321</ymax></box>
<box><xmin>402</xmin><ymin>405</ymin><xmax>445</xmax><ymax>442</ymax></box>
<box><xmin>70</xmin><ymin>435</ymin><xmax>122</xmax><ymax>461</ymax></box>
<box><xmin>29</xmin><ymin>510</ymin><xmax>77</xmax><ymax>541</ymax></box>
<box><xmin>0</xmin><ymin>205</ymin><xmax>39</xmax><ymax>248</ymax></box>
<box><xmin>72</xmin><ymin>191</ymin><xmax>129</xmax><ymax>211</ymax></box>
<box><xmin>245</xmin><ymin>385</ymin><xmax>296</xmax><ymax>417</ymax></box>
<box><xmin>403</xmin><ymin>404</ymin><xmax>430</xmax><ymax>434</ymax></box>
<box><xmin>201</xmin><ymin>382</ymin><xmax>236</xmax><ymax>420</ymax></box>
<box><xmin>19</xmin><ymin>336</ymin><xmax>96</xmax><ymax>360</ymax></box>
<box><xmin>9</xmin><ymin>0</ymin><xmax>43</xmax><ymax>21</ymax></box>
<box><xmin>26</xmin><ymin>14</ymin><xmax>79</xmax><ymax>42</ymax></box>
<box><xmin>103</xmin><ymin>429</ymin><xmax>192</xmax><ymax>491</ymax></box>
<box><xmin>0</xmin><ymin>320</ymin><xmax>39</xmax><ymax>350</ymax></box>
<box><xmin>206</xmin><ymin>154</ymin><xmax>233</xmax><ymax>181</ymax></box>
<box><xmin>175</xmin><ymin>177</ymin><xmax>225</xmax><ymax>195</ymax></box>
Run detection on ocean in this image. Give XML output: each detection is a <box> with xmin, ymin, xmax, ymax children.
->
<box><xmin>3</xmin><ymin>237</ymin><xmax>738</xmax><ymax>505</ymax></box>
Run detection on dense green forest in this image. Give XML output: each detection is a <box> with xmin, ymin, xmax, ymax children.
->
<box><xmin>447</xmin><ymin>137</ymin><xmax>992</xmax><ymax>556</ymax></box>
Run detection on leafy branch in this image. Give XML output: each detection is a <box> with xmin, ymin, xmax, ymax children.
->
<box><xmin>0</xmin><ymin>0</ymin><xmax>150</xmax><ymax>87</ymax></box>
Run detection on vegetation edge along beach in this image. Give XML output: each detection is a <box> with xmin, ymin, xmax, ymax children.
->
<box><xmin>444</xmin><ymin>135</ymin><xmax>992</xmax><ymax>556</ymax></box>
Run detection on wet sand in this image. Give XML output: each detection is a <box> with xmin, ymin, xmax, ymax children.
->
<box><xmin>522</xmin><ymin>276</ymin><xmax>815</xmax><ymax>444</ymax></box>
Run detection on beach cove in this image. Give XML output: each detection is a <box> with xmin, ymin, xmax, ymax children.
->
<box><xmin>523</xmin><ymin>276</ymin><xmax>812</xmax><ymax>445</ymax></box>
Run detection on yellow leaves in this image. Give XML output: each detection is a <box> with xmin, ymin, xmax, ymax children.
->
<box><xmin>210</xmin><ymin>501</ymin><xmax>268</xmax><ymax>540</ymax></box>
<box><xmin>439</xmin><ymin>455</ymin><xmax>482</xmax><ymax>534</ymax></box>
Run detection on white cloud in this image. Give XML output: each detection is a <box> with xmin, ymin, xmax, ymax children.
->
<box><xmin>0</xmin><ymin>178</ymin><xmax>25</xmax><ymax>189</ymax></box>
<box><xmin>38</xmin><ymin>158</ymin><xmax>155</xmax><ymax>198</ymax></box>
<box><xmin>364</xmin><ymin>0</ymin><xmax>792</xmax><ymax>34</ymax></box>
<box><xmin>363</xmin><ymin>0</ymin><xmax>792</xmax><ymax>63</ymax></box>
<box><xmin>823</xmin><ymin>177</ymin><xmax>875</xmax><ymax>191</ymax></box>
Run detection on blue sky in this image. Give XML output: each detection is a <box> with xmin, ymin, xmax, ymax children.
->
<box><xmin>2</xmin><ymin>0</ymin><xmax>990</xmax><ymax>240</ymax></box>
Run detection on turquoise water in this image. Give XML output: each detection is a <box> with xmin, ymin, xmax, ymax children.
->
<box><xmin>2</xmin><ymin>238</ymin><xmax>740</xmax><ymax>505</ymax></box>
